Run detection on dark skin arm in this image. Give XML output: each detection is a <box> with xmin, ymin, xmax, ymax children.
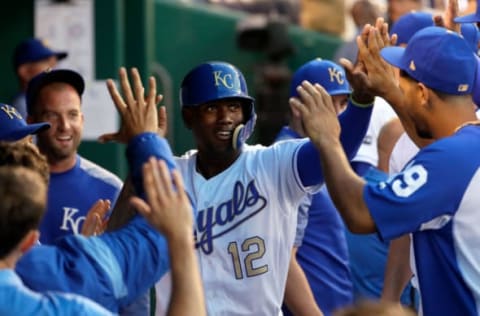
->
<box><xmin>99</xmin><ymin>67</ymin><xmax>167</xmax><ymax>231</ymax></box>
<box><xmin>283</xmin><ymin>248</ymin><xmax>324</xmax><ymax>316</ymax></box>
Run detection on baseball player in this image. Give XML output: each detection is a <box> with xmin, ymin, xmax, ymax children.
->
<box><xmin>10</xmin><ymin>67</ymin><xmax>196</xmax><ymax>314</ymax></box>
<box><xmin>275</xmin><ymin>58</ymin><xmax>353</xmax><ymax>316</ymax></box>
<box><xmin>295</xmin><ymin>25</ymin><xmax>480</xmax><ymax>315</ymax></box>
<box><xmin>154</xmin><ymin>61</ymin><xmax>374</xmax><ymax>315</ymax></box>
<box><xmin>25</xmin><ymin>69</ymin><xmax>123</xmax><ymax>245</ymax></box>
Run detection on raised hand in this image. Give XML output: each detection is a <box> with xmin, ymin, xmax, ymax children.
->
<box><xmin>289</xmin><ymin>81</ymin><xmax>341</xmax><ymax>148</ymax></box>
<box><xmin>435</xmin><ymin>0</ymin><xmax>460</xmax><ymax>33</ymax></box>
<box><xmin>99</xmin><ymin>67</ymin><xmax>163</xmax><ymax>143</ymax></box>
<box><xmin>81</xmin><ymin>199</ymin><xmax>111</xmax><ymax>236</ymax></box>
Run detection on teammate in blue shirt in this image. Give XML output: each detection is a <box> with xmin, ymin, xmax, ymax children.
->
<box><xmin>292</xmin><ymin>24</ymin><xmax>480</xmax><ymax>315</ymax></box>
<box><xmin>25</xmin><ymin>69</ymin><xmax>123</xmax><ymax>244</ymax></box>
<box><xmin>276</xmin><ymin>59</ymin><xmax>353</xmax><ymax>316</ymax></box>
<box><xmin>6</xmin><ymin>67</ymin><xmax>202</xmax><ymax>314</ymax></box>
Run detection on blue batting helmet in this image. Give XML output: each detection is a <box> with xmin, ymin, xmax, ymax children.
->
<box><xmin>180</xmin><ymin>61</ymin><xmax>256</xmax><ymax>150</ymax></box>
<box><xmin>290</xmin><ymin>58</ymin><xmax>351</xmax><ymax>98</ymax></box>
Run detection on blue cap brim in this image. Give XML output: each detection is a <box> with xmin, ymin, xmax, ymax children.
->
<box><xmin>380</xmin><ymin>46</ymin><xmax>406</xmax><ymax>70</ymax></box>
<box><xmin>0</xmin><ymin>122</ymin><xmax>50</xmax><ymax>142</ymax></box>
<box><xmin>455</xmin><ymin>14</ymin><xmax>480</xmax><ymax>23</ymax></box>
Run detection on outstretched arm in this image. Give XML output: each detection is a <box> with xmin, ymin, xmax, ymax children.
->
<box><xmin>292</xmin><ymin>81</ymin><xmax>375</xmax><ymax>233</ymax></box>
<box><xmin>131</xmin><ymin>159</ymin><xmax>205</xmax><ymax>316</ymax></box>
<box><xmin>283</xmin><ymin>248</ymin><xmax>324</xmax><ymax>316</ymax></box>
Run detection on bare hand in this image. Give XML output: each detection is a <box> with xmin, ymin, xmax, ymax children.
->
<box><xmin>81</xmin><ymin>199</ymin><xmax>111</xmax><ymax>236</ymax></box>
<box><xmin>341</xmin><ymin>23</ymin><xmax>400</xmax><ymax>101</ymax></box>
<box><xmin>435</xmin><ymin>0</ymin><xmax>460</xmax><ymax>33</ymax></box>
<box><xmin>99</xmin><ymin>67</ymin><xmax>163</xmax><ymax>143</ymax></box>
<box><xmin>289</xmin><ymin>81</ymin><xmax>340</xmax><ymax>148</ymax></box>
<box><xmin>130</xmin><ymin>158</ymin><xmax>193</xmax><ymax>240</ymax></box>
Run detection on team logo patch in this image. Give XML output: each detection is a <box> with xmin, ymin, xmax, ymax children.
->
<box><xmin>409</xmin><ymin>60</ymin><xmax>416</xmax><ymax>71</ymax></box>
<box><xmin>328</xmin><ymin>67</ymin><xmax>345</xmax><ymax>84</ymax></box>
<box><xmin>458</xmin><ymin>84</ymin><xmax>469</xmax><ymax>92</ymax></box>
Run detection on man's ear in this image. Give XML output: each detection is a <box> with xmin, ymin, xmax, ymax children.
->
<box><xmin>17</xmin><ymin>64</ymin><xmax>29</xmax><ymax>82</ymax></box>
<box><xmin>418</xmin><ymin>83</ymin><xmax>431</xmax><ymax>109</ymax></box>
<box><xmin>182</xmin><ymin>108</ymin><xmax>193</xmax><ymax>129</ymax></box>
<box><xmin>19</xmin><ymin>230</ymin><xmax>40</xmax><ymax>253</ymax></box>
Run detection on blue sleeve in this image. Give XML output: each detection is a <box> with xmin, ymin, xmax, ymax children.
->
<box><xmin>298</xmin><ymin>100</ymin><xmax>373</xmax><ymax>187</ymax></box>
<box><xmin>126</xmin><ymin>132</ymin><xmax>177</xmax><ymax>197</ymax></box>
<box><xmin>365</xmin><ymin>142</ymin><xmax>476</xmax><ymax>241</ymax></box>
<box><xmin>16</xmin><ymin>216</ymin><xmax>168</xmax><ymax>313</ymax></box>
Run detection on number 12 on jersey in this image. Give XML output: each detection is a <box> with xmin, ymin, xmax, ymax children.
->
<box><xmin>227</xmin><ymin>236</ymin><xmax>269</xmax><ymax>279</ymax></box>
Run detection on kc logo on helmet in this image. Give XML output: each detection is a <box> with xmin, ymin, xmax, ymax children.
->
<box><xmin>213</xmin><ymin>70</ymin><xmax>236</xmax><ymax>89</ymax></box>
<box><xmin>328</xmin><ymin>67</ymin><xmax>345</xmax><ymax>84</ymax></box>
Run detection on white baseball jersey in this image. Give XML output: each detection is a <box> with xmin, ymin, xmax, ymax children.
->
<box><xmin>353</xmin><ymin>97</ymin><xmax>397</xmax><ymax>166</ymax></box>
<box><xmin>155</xmin><ymin>139</ymin><xmax>321</xmax><ymax>315</ymax></box>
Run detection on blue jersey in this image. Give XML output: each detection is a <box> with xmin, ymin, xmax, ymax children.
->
<box><xmin>0</xmin><ymin>270</ymin><xmax>112</xmax><ymax>316</ymax></box>
<box><xmin>16</xmin><ymin>133</ymin><xmax>175</xmax><ymax>313</ymax></box>
<box><xmin>276</xmin><ymin>126</ymin><xmax>354</xmax><ymax>316</ymax></box>
<box><xmin>39</xmin><ymin>155</ymin><xmax>122</xmax><ymax>244</ymax></box>
<box><xmin>365</xmin><ymin>125</ymin><xmax>480</xmax><ymax>315</ymax></box>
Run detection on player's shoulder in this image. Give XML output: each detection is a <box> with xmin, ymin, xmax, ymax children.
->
<box><xmin>77</xmin><ymin>156</ymin><xmax>123</xmax><ymax>189</ymax></box>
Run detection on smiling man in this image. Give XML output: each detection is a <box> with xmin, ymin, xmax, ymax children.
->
<box><xmin>25</xmin><ymin>69</ymin><xmax>122</xmax><ymax>244</ymax></box>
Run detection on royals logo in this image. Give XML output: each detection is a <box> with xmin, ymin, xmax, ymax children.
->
<box><xmin>195</xmin><ymin>180</ymin><xmax>267</xmax><ymax>254</ymax></box>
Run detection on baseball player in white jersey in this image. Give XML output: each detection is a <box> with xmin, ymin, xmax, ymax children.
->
<box><xmin>154</xmin><ymin>61</ymin><xmax>374</xmax><ymax>315</ymax></box>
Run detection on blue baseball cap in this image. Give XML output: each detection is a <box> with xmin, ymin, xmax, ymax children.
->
<box><xmin>26</xmin><ymin>69</ymin><xmax>85</xmax><ymax>116</ymax></box>
<box><xmin>0</xmin><ymin>103</ymin><xmax>50</xmax><ymax>141</ymax></box>
<box><xmin>461</xmin><ymin>23</ymin><xmax>480</xmax><ymax>53</ymax></box>
<box><xmin>390</xmin><ymin>12</ymin><xmax>434</xmax><ymax>46</ymax></box>
<box><xmin>290</xmin><ymin>58</ymin><xmax>351</xmax><ymax>98</ymax></box>
<box><xmin>13</xmin><ymin>38</ymin><xmax>67</xmax><ymax>70</ymax></box>
<box><xmin>381</xmin><ymin>26</ymin><xmax>477</xmax><ymax>95</ymax></box>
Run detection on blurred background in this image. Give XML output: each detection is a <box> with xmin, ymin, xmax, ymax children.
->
<box><xmin>0</xmin><ymin>0</ymin><xmax>465</xmax><ymax>178</ymax></box>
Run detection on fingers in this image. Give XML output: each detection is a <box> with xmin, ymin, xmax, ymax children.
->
<box><xmin>131</xmin><ymin>68</ymin><xmax>146</xmax><ymax>107</ymax></box>
<box><xmin>146</xmin><ymin>76</ymin><xmax>157</xmax><ymax>107</ymax></box>
<box><xmin>157</xmin><ymin>106</ymin><xmax>168</xmax><ymax>137</ymax></box>
<box><xmin>339</xmin><ymin>58</ymin><xmax>354</xmax><ymax>76</ymax></box>
<box><xmin>119</xmin><ymin>67</ymin><xmax>136</xmax><ymax>107</ymax></box>
<box><xmin>130</xmin><ymin>196</ymin><xmax>152</xmax><ymax>217</ymax></box>
<box><xmin>107</xmin><ymin>79</ymin><xmax>127</xmax><ymax>115</ymax></box>
<box><xmin>314</xmin><ymin>83</ymin><xmax>336</xmax><ymax>113</ymax></box>
<box><xmin>98</xmin><ymin>132</ymin><xmax>120</xmax><ymax>143</ymax></box>
<box><xmin>81</xmin><ymin>199</ymin><xmax>110</xmax><ymax>236</ymax></box>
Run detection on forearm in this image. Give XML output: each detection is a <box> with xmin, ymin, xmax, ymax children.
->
<box><xmin>315</xmin><ymin>136</ymin><xmax>375</xmax><ymax>233</ymax></box>
<box><xmin>298</xmin><ymin>100</ymin><xmax>372</xmax><ymax>187</ymax></box>
<box><xmin>167</xmin><ymin>235</ymin><xmax>206</xmax><ymax>316</ymax></box>
<box><xmin>338</xmin><ymin>98</ymin><xmax>373</xmax><ymax>160</ymax></box>
<box><xmin>284</xmin><ymin>249</ymin><xmax>323</xmax><ymax>316</ymax></box>
<box><xmin>382</xmin><ymin>235</ymin><xmax>413</xmax><ymax>302</ymax></box>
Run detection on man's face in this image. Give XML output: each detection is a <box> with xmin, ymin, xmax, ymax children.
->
<box><xmin>185</xmin><ymin>99</ymin><xmax>245</xmax><ymax>155</ymax></box>
<box><xmin>31</xmin><ymin>83</ymin><xmax>83</xmax><ymax>162</ymax></box>
<box><xmin>331</xmin><ymin>94</ymin><xmax>349</xmax><ymax>115</ymax></box>
<box><xmin>398</xmin><ymin>74</ymin><xmax>432</xmax><ymax>139</ymax></box>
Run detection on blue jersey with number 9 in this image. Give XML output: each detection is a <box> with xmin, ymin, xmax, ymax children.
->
<box><xmin>364</xmin><ymin>125</ymin><xmax>480</xmax><ymax>316</ymax></box>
